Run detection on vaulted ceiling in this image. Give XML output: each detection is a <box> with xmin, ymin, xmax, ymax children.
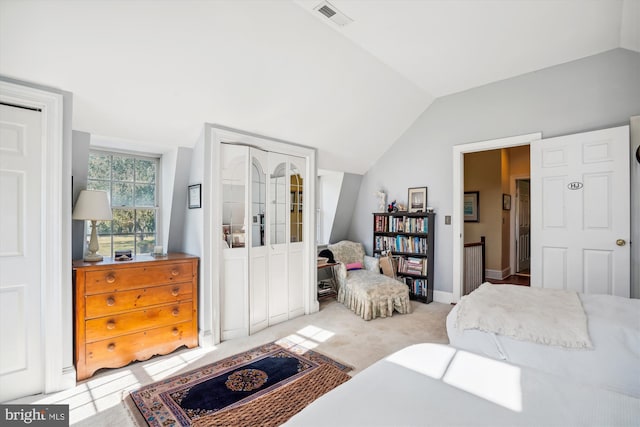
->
<box><xmin>1</xmin><ymin>1</ymin><xmax>638</xmax><ymax>174</ymax></box>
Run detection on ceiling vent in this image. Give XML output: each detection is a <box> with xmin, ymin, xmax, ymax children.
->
<box><xmin>314</xmin><ymin>1</ymin><xmax>353</xmax><ymax>27</ymax></box>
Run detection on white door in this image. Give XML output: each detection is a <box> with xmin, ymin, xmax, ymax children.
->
<box><xmin>268</xmin><ymin>153</ymin><xmax>289</xmax><ymax>325</ymax></box>
<box><xmin>516</xmin><ymin>179</ymin><xmax>530</xmax><ymax>273</ymax></box>
<box><xmin>249</xmin><ymin>149</ymin><xmax>269</xmax><ymax>334</ymax></box>
<box><xmin>0</xmin><ymin>104</ymin><xmax>44</xmax><ymax>401</ymax></box>
<box><xmin>531</xmin><ymin>126</ymin><xmax>630</xmax><ymax>296</ymax></box>
<box><xmin>288</xmin><ymin>156</ymin><xmax>306</xmax><ymax>319</ymax></box>
<box><xmin>220</xmin><ymin>144</ymin><xmax>249</xmax><ymax>340</ymax></box>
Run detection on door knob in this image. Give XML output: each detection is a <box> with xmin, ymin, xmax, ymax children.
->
<box><xmin>616</xmin><ymin>239</ymin><xmax>626</xmax><ymax>246</ymax></box>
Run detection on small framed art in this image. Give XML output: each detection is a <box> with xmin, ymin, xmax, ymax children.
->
<box><xmin>464</xmin><ymin>191</ymin><xmax>479</xmax><ymax>222</ymax></box>
<box><xmin>503</xmin><ymin>193</ymin><xmax>511</xmax><ymax>211</ymax></box>
<box><xmin>408</xmin><ymin>187</ymin><xmax>427</xmax><ymax>213</ymax></box>
<box><xmin>188</xmin><ymin>184</ymin><xmax>201</xmax><ymax>209</ymax></box>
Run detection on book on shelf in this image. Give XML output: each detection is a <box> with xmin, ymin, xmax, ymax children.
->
<box><xmin>397</xmin><ymin>257</ymin><xmax>428</xmax><ymax>276</ymax></box>
<box><xmin>374</xmin><ymin>214</ymin><xmax>429</xmax><ymax>234</ymax></box>
<box><xmin>374</xmin><ymin>235</ymin><xmax>428</xmax><ymax>254</ymax></box>
<box><xmin>401</xmin><ymin>277</ymin><xmax>428</xmax><ymax>297</ymax></box>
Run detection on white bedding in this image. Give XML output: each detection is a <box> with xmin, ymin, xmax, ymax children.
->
<box><xmin>455</xmin><ymin>283</ymin><xmax>592</xmax><ymax>348</ymax></box>
<box><xmin>447</xmin><ymin>293</ymin><xmax>640</xmax><ymax>397</ymax></box>
<box><xmin>285</xmin><ymin>343</ymin><xmax>640</xmax><ymax>426</ymax></box>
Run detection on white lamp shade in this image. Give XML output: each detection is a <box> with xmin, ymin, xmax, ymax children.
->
<box><xmin>72</xmin><ymin>190</ymin><xmax>113</xmax><ymax>221</ymax></box>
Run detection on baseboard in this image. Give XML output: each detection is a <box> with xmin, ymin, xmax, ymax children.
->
<box><xmin>433</xmin><ymin>290</ymin><xmax>453</xmax><ymax>304</ymax></box>
<box><xmin>60</xmin><ymin>365</ymin><xmax>76</xmax><ymax>390</ymax></box>
<box><xmin>199</xmin><ymin>330</ymin><xmax>215</xmax><ymax>347</ymax></box>
<box><xmin>309</xmin><ymin>300</ymin><xmax>320</xmax><ymax>313</ymax></box>
<box><xmin>485</xmin><ymin>268</ymin><xmax>511</xmax><ymax>280</ymax></box>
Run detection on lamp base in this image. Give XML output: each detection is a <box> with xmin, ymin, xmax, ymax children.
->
<box><xmin>83</xmin><ymin>253</ymin><xmax>104</xmax><ymax>262</ymax></box>
<box><xmin>85</xmin><ymin>220</ymin><xmax>104</xmax><ymax>262</ymax></box>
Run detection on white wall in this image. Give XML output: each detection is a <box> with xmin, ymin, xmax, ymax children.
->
<box><xmin>182</xmin><ymin>130</ymin><xmax>209</xmax><ymax>341</ymax></box>
<box><xmin>330</xmin><ymin>172</ymin><xmax>363</xmax><ymax>243</ymax></box>
<box><xmin>318</xmin><ymin>171</ymin><xmax>343</xmax><ymax>244</ymax></box>
<box><xmin>348</xmin><ymin>48</ymin><xmax>640</xmax><ymax>295</ymax></box>
<box><xmin>160</xmin><ymin>148</ymin><xmax>178</xmax><ymax>251</ymax></box>
<box><xmin>166</xmin><ymin>147</ymin><xmax>193</xmax><ymax>253</ymax></box>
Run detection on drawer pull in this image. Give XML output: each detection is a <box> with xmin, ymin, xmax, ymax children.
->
<box><xmin>106</xmin><ymin>297</ymin><xmax>115</xmax><ymax>306</ymax></box>
<box><xmin>107</xmin><ymin>343</ymin><xmax>116</xmax><ymax>351</ymax></box>
<box><xmin>106</xmin><ymin>320</ymin><xmax>116</xmax><ymax>330</ymax></box>
<box><xmin>171</xmin><ymin>269</ymin><xmax>180</xmax><ymax>277</ymax></box>
<box><xmin>172</xmin><ymin>308</ymin><xmax>179</xmax><ymax>316</ymax></box>
<box><xmin>105</xmin><ymin>273</ymin><xmax>116</xmax><ymax>284</ymax></box>
<box><xmin>172</xmin><ymin>328</ymin><xmax>179</xmax><ymax>336</ymax></box>
<box><xmin>171</xmin><ymin>287</ymin><xmax>180</xmax><ymax>296</ymax></box>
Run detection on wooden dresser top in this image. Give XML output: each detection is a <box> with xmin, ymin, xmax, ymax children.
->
<box><xmin>72</xmin><ymin>253</ymin><xmax>198</xmax><ymax>270</ymax></box>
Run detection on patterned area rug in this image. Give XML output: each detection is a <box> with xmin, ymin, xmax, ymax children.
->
<box><xmin>130</xmin><ymin>339</ymin><xmax>351</xmax><ymax>426</ymax></box>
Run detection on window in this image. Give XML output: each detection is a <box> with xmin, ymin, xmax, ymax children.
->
<box><xmin>87</xmin><ymin>150</ymin><xmax>159</xmax><ymax>257</ymax></box>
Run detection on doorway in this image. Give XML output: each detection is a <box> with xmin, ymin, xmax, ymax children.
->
<box><xmin>0</xmin><ymin>81</ymin><xmax>68</xmax><ymax>400</ymax></box>
<box><xmin>453</xmin><ymin>132</ymin><xmax>542</xmax><ymax>302</ymax></box>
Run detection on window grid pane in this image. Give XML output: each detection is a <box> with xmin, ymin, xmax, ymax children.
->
<box><xmin>87</xmin><ymin>151</ymin><xmax>159</xmax><ymax>257</ymax></box>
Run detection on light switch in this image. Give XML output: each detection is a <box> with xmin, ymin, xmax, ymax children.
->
<box><xmin>445</xmin><ymin>215</ymin><xmax>451</xmax><ymax>225</ymax></box>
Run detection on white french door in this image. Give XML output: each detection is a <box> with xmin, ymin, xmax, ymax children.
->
<box><xmin>288</xmin><ymin>156</ymin><xmax>306</xmax><ymax>319</ymax></box>
<box><xmin>268</xmin><ymin>152</ymin><xmax>289</xmax><ymax>325</ymax></box>
<box><xmin>219</xmin><ymin>145</ymin><xmax>308</xmax><ymax>338</ymax></box>
<box><xmin>0</xmin><ymin>104</ymin><xmax>44</xmax><ymax>401</ymax></box>
<box><xmin>267</xmin><ymin>152</ymin><xmax>307</xmax><ymax>326</ymax></box>
<box><xmin>220</xmin><ymin>144</ymin><xmax>249</xmax><ymax>340</ymax></box>
<box><xmin>249</xmin><ymin>148</ymin><xmax>269</xmax><ymax>334</ymax></box>
<box><xmin>531</xmin><ymin>126</ymin><xmax>630</xmax><ymax>296</ymax></box>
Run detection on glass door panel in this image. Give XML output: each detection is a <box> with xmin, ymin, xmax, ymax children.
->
<box><xmin>290</xmin><ymin>165</ymin><xmax>303</xmax><ymax>243</ymax></box>
<box><xmin>221</xmin><ymin>144</ymin><xmax>247</xmax><ymax>248</ymax></box>
<box><xmin>251</xmin><ymin>157</ymin><xmax>266</xmax><ymax>247</ymax></box>
<box><xmin>270</xmin><ymin>162</ymin><xmax>287</xmax><ymax>244</ymax></box>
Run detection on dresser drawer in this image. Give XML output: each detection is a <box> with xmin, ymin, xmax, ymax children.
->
<box><xmin>84</xmin><ymin>262</ymin><xmax>194</xmax><ymax>294</ymax></box>
<box><xmin>85</xmin><ymin>283</ymin><xmax>193</xmax><ymax>318</ymax></box>
<box><xmin>85</xmin><ymin>301</ymin><xmax>194</xmax><ymax>342</ymax></box>
<box><xmin>84</xmin><ymin>321</ymin><xmax>197</xmax><ymax>375</ymax></box>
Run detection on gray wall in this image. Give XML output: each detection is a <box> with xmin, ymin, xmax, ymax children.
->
<box><xmin>348</xmin><ymin>48</ymin><xmax>640</xmax><ymax>295</ymax></box>
<box><xmin>71</xmin><ymin>130</ymin><xmax>90</xmax><ymax>260</ymax></box>
<box><xmin>329</xmin><ymin>172</ymin><xmax>363</xmax><ymax>243</ymax></box>
<box><xmin>168</xmin><ymin>147</ymin><xmax>194</xmax><ymax>253</ymax></box>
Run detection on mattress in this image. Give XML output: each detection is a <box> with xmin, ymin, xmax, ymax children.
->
<box><xmin>447</xmin><ymin>293</ymin><xmax>640</xmax><ymax>397</ymax></box>
<box><xmin>284</xmin><ymin>343</ymin><xmax>640</xmax><ymax>426</ymax></box>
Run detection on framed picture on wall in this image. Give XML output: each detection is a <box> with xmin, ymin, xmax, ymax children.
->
<box><xmin>503</xmin><ymin>193</ymin><xmax>511</xmax><ymax>211</ymax></box>
<box><xmin>464</xmin><ymin>191</ymin><xmax>479</xmax><ymax>222</ymax></box>
<box><xmin>188</xmin><ymin>184</ymin><xmax>201</xmax><ymax>209</ymax></box>
<box><xmin>408</xmin><ymin>187</ymin><xmax>427</xmax><ymax>213</ymax></box>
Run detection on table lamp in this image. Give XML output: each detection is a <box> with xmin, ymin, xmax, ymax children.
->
<box><xmin>72</xmin><ymin>190</ymin><xmax>113</xmax><ymax>261</ymax></box>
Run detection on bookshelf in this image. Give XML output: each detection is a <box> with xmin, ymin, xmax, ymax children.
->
<box><xmin>373</xmin><ymin>212</ymin><xmax>435</xmax><ymax>303</ymax></box>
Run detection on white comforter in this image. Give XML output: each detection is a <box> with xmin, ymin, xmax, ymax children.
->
<box><xmin>285</xmin><ymin>343</ymin><xmax>640</xmax><ymax>426</ymax></box>
<box><xmin>448</xmin><ymin>292</ymin><xmax>640</xmax><ymax>397</ymax></box>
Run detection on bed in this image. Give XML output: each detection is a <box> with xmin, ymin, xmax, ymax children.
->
<box><xmin>284</xmin><ymin>343</ymin><xmax>640</xmax><ymax>426</ymax></box>
<box><xmin>447</xmin><ymin>283</ymin><xmax>640</xmax><ymax>398</ymax></box>
<box><xmin>327</xmin><ymin>240</ymin><xmax>411</xmax><ymax>320</ymax></box>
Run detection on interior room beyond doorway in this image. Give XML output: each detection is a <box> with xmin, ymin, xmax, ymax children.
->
<box><xmin>463</xmin><ymin>145</ymin><xmax>530</xmax><ymax>286</ymax></box>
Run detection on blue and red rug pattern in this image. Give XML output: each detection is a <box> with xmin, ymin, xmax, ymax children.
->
<box><xmin>130</xmin><ymin>339</ymin><xmax>351</xmax><ymax>426</ymax></box>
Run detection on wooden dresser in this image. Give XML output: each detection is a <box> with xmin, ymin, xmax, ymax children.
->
<box><xmin>73</xmin><ymin>253</ymin><xmax>198</xmax><ymax>380</ymax></box>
